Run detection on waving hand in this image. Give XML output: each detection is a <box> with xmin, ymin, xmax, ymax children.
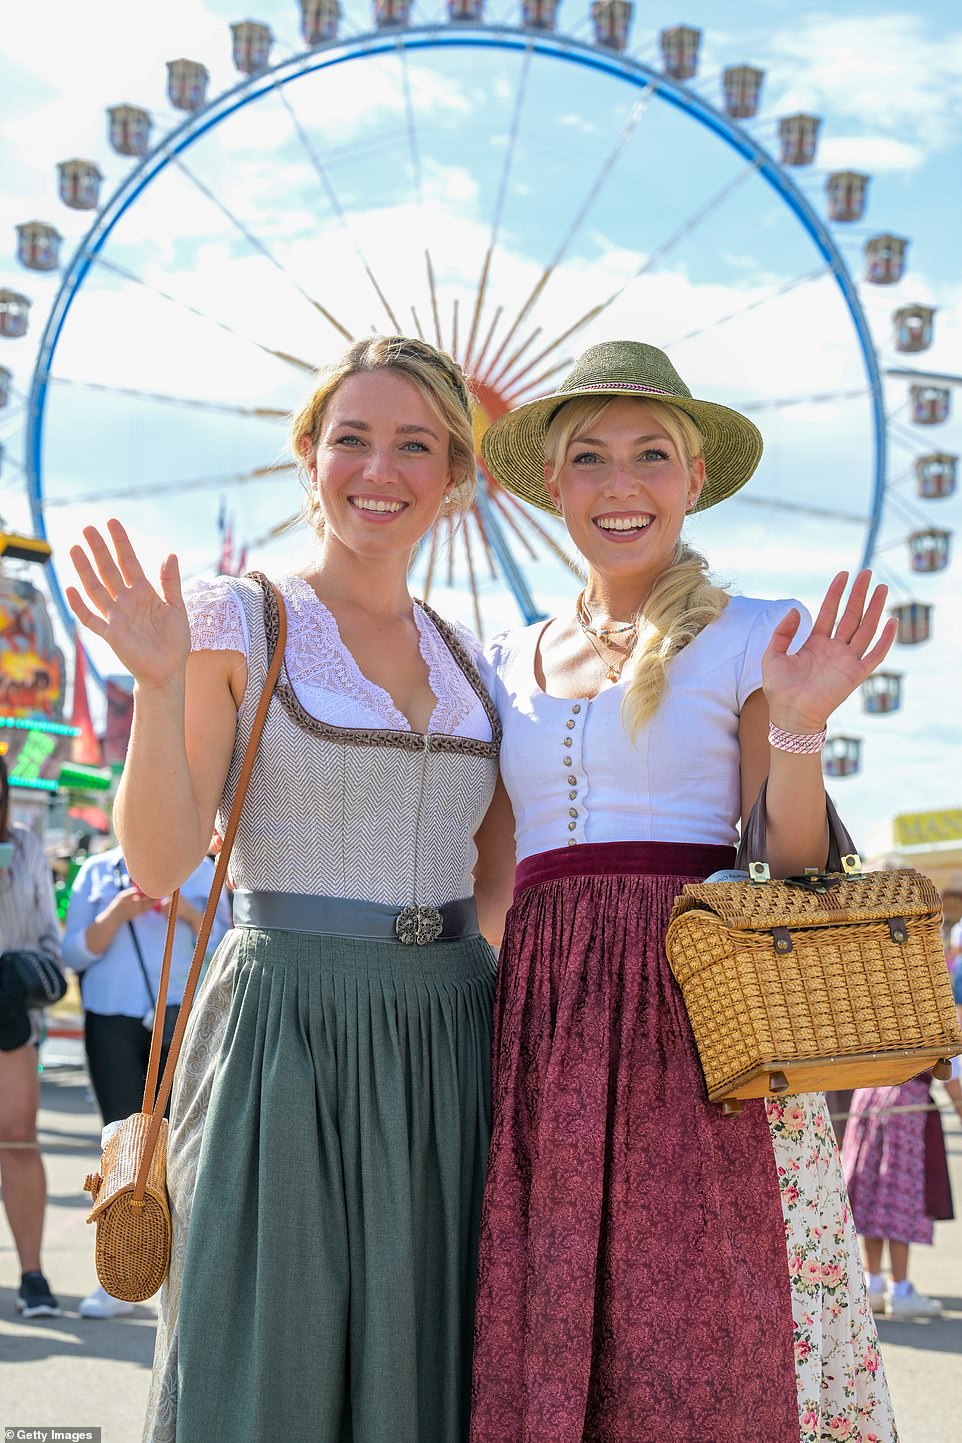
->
<box><xmin>762</xmin><ymin>569</ymin><xmax>898</xmax><ymax>733</ymax></box>
<box><xmin>66</xmin><ymin>519</ymin><xmax>190</xmax><ymax>690</ymax></box>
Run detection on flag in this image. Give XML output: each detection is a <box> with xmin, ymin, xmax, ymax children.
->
<box><xmin>70</xmin><ymin>634</ymin><xmax>102</xmax><ymax>766</ymax></box>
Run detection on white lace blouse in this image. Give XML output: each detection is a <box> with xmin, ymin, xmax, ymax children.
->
<box><xmin>186</xmin><ymin>573</ymin><xmax>493</xmax><ymax>744</ymax></box>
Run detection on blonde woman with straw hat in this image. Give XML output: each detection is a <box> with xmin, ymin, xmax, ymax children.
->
<box><xmin>469</xmin><ymin>341</ymin><xmax>898</xmax><ymax>1443</ymax></box>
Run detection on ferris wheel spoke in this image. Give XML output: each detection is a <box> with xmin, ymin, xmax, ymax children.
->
<box><xmin>482</xmin><ymin>86</ymin><xmax>656</xmax><ymax>384</ymax></box>
<box><xmin>463</xmin><ymin>44</ymin><xmax>535</xmax><ymax>372</ymax></box>
<box><xmin>474</xmin><ymin>489</ymin><xmax>546</xmax><ymax>625</ymax></box>
<box><xmin>498</xmin><ymin>488</ymin><xmax>586</xmax><ymax>580</ymax></box>
<box><xmin>40</xmin><ymin>462</ymin><xmax>295</xmax><ymax>508</ymax></box>
<box><xmin>883</xmin><ymin>485</ymin><xmax>937</xmax><ymax>533</ymax></box>
<box><xmin>172</xmin><ymin>158</ymin><xmax>353</xmax><ymax>340</ymax></box>
<box><xmin>730</xmin><ymin>494</ymin><xmax>867</xmax><ymax>525</ymax></box>
<box><xmin>446</xmin><ymin>514</ymin><xmax>457</xmax><ymax>586</ymax></box>
<box><xmin>737</xmin><ymin>387</ymin><xmax>869</xmax><ymax>413</ymax></box>
<box><xmin>397</xmin><ymin>41</ymin><xmax>444</xmax><ymax>349</ymax></box>
<box><xmin>495</xmin><ymin>157</ymin><xmax>760</xmax><ymax>398</ymax></box>
<box><xmin>425</xmin><ymin>249</ymin><xmax>443</xmax><ymax>349</ymax></box>
<box><xmin>486</xmin><ymin>485</ymin><xmax>538</xmax><ymax>561</ymax></box>
<box><xmin>420</xmin><ymin>517</ymin><xmax>441</xmax><ymax>604</ymax></box>
<box><xmin>91</xmin><ymin>257</ymin><xmax>317</xmax><ymax>375</ymax></box>
<box><xmin>658</xmin><ymin>266</ymin><xmax>830</xmax><ymax>349</ymax></box>
<box><xmin>274</xmin><ymin>86</ymin><xmax>402</xmax><ymax>332</ymax></box>
<box><xmin>470</xmin><ymin>501</ymin><xmax>500</xmax><ymax>582</ymax></box>
<box><xmin>461</xmin><ymin>513</ymin><xmax>484</xmax><ymax>638</ymax></box>
<box><xmin>471</xmin><ymin>305</ymin><xmax>505</xmax><ymax>379</ymax></box>
<box><xmin>497</xmin><ymin>313</ymin><xmax>604</xmax><ymax>398</ymax></box>
<box><xmin>180</xmin><ymin>507</ymin><xmax>300</xmax><ymax>585</ymax></box>
<box><xmin>49</xmin><ymin>377</ymin><xmax>288</xmax><ymax>419</ymax></box>
<box><xmin>887</xmin><ymin>423</ymin><xmax>931</xmax><ymax>455</ymax></box>
<box><xmin>487</xmin><ymin>328</ymin><xmax>544</xmax><ymax>392</ymax></box>
<box><xmin>500</xmin><ymin>356</ymin><xmax>575</xmax><ymax>405</ymax></box>
<box><xmin>871</xmin><ymin>555</ymin><xmax>912</xmax><ymax>597</ymax></box>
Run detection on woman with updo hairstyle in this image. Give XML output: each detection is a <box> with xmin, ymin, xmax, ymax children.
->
<box><xmin>470</xmin><ymin>341</ymin><xmax>899</xmax><ymax>1442</ymax></box>
<box><xmin>68</xmin><ymin>335</ymin><xmax>501</xmax><ymax>1443</ymax></box>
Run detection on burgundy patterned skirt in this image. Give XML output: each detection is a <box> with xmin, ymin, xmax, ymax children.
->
<box><xmin>471</xmin><ymin>842</ymin><xmax>798</xmax><ymax>1443</ymax></box>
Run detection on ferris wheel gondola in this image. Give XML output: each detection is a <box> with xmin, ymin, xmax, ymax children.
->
<box><xmin>3</xmin><ymin>2</ymin><xmax>958</xmax><ymax>786</ymax></box>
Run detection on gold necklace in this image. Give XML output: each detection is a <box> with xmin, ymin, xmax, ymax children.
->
<box><xmin>575</xmin><ymin>592</ymin><xmax>637</xmax><ymax>683</ymax></box>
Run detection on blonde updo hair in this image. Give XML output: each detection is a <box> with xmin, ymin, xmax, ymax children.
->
<box><xmin>545</xmin><ymin>395</ymin><xmax>731</xmax><ymax>737</ymax></box>
<box><xmin>290</xmin><ymin>335</ymin><xmax>477</xmax><ymax>533</ymax></box>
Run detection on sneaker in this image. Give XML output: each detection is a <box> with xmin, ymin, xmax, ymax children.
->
<box><xmin>867</xmin><ymin>1280</ymin><xmax>887</xmax><ymax>1314</ymax></box>
<box><xmin>78</xmin><ymin>1283</ymin><xmax>134</xmax><ymax>1319</ymax></box>
<box><xmin>16</xmin><ymin>1271</ymin><xmax>61</xmax><ymax>1318</ymax></box>
<box><xmin>886</xmin><ymin>1282</ymin><xmax>941</xmax><ymax>1319</ymax></box>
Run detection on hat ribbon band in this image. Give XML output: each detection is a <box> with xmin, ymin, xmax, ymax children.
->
<box><xmin>564</xmin><ymin>380</ymin><xmax>686</xmax><ymax>398</ymax></box>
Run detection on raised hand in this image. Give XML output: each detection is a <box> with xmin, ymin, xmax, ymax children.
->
<box><xmin>761</xmin><ymin>570</ymin><xmax>898</xmax><ymax>733</ymax></box>
<box><xmin>66</xmin><ymin>519</ymin><xmax>190</xmax><ymax>690</ymax></box>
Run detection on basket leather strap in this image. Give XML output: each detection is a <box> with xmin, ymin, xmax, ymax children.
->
<box><xmin>734</xmin><ymin>777</ymin><xmax>858</xmax><ymax>872</ymax></box>
<box><xmin>131</xmin><ymin>584</ymin><xmax>288</xmax><ymax>1205</ymax></box>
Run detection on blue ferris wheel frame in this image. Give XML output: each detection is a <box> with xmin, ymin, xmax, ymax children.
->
<box><xmin>27</xmin><ymin>23</ymin><xmax>887</xmax><ymax>681</ymax></box>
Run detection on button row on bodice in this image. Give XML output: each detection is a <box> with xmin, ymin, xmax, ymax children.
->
<box><xmin>561</xmin><ymin>699</ymin><xmax>588</xmax><ymax>846</ymax></box>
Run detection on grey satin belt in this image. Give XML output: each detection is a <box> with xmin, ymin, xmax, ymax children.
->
<box><xmin>232</xmin><ymin>890</ymin><xmax>479</xmax><ymax>946</ymax></box>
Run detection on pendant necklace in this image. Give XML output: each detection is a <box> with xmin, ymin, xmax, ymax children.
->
<box><xmin>576</xmin><ymin>591</ymin><xmax>637</xmax><ymax>683</ymax></box>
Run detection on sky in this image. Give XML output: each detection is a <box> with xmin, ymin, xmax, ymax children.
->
<box><xmin>0</xmin><ymin>0</ymin><xmax>959</xmax><ymax>849</ymax></box>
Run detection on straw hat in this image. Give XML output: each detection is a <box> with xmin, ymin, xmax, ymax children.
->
<box><xmin>480</xmin><ymin>340</ymin><xmax>763</xmax><ymax>514</ymax></box>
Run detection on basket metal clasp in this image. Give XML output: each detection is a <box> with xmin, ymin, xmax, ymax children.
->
<box><xmin>748</xmin><ymin>861</ymin><xmax>770</xmax><ymax>885</ymax></box>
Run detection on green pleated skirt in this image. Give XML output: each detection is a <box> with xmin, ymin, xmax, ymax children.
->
<box><xmin>142</xmin><ymin>924</ymin><xmax>497</xmax><ymax>1443</ymax></box>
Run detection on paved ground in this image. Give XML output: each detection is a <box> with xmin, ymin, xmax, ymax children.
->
<box><xmin>1</xmin><ymin>1029</ymin><xmax>960</xmax><ymax>1442</ymax></box>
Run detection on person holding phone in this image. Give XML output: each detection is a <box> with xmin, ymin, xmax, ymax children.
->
<box><xmin>62</xmin><ymin>842</ymin><xmax>230</xmax><ymax>1318</ymax></box>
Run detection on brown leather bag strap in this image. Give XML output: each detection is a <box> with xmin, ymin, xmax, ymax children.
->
<box><xmin>734</xmin><ymin>777</ymin><xmax>858</xmax><ymax>873</ymax></box>
<box><xmin>131</xmin><ymin>584</ymin><xmax>287</xmax><ymax>1204</ymax></box>
<box><xmin>140</xmin><ymin>890</ymin><xmax>179</xmax><ymax>1114</ymax></box>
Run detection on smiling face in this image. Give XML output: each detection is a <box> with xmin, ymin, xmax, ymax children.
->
<box><xmin>545</xmin><ymin>396</ymin><xmax>705</xmax><ymax>587</ymax></box>
<box><xmin>305</xmin><ymin>369</ymin><xmax>455</xmax><ymax>559</ymax></box>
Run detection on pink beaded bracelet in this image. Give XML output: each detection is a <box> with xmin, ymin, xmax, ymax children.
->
<box><xmin>768</xmin><ymin>721</ymin><xmax>827</xmax><ymax>755</ymax></box>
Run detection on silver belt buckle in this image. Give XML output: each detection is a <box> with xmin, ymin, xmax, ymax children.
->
<box><xmin>395</xmin><ymin>905</ymin><xmax>444</xmax><ymax>946</ymax></box>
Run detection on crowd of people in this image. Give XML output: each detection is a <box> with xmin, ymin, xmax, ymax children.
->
<box><xmin>1</xmin><ymin>333</ymin><xmax>959</xmax><ymax>1443</ymax></box>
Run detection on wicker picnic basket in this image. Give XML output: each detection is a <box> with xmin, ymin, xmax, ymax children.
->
<box><xmin>665</xmin><ymin>786</ymin><xmax>962</xmax><ymax>1115</ymax></box>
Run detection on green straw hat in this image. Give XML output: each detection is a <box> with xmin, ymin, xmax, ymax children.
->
<box><xmin>480</xmin><ymin>340</ymin><xmax>763</xmax><ymax>514</ymax></box>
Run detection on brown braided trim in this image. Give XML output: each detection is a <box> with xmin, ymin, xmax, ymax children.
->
<box><xmin>415</xmin><ymin>596</ymin><xmax>502</xmax><ymax>749</ymax></box>
<box><xmin>249</xmin><ymin>572</ymin><xmax>500</xmax><ymax>757</ymax></box>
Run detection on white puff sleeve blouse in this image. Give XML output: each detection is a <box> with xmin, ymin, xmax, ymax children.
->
<box><xmin>485</xmin><ymin>595</ymin><xmax>810</xmax><ymax>863</ymax></box>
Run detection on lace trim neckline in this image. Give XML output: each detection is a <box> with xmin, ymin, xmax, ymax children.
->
<box><xmin>259</xmin><ymin>573</ymin><xmax>500</xmax><ymax>751</ymax></box>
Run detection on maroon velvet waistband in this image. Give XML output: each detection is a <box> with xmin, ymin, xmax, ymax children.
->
<box><xmin>514</xmin><ymin>840</ymin><xmax>737</xmax><ymax>898</ymax></box>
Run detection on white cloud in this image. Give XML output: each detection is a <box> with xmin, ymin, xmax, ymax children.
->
<box><xmin>764</xmin><ymin>12</ymin><xmax>962</xmax><ymax>152</ymax></box>
<box><xmin>816</xmin><ymin>135</ymin><xmax>926</xmax><ymax>175</ymax></box>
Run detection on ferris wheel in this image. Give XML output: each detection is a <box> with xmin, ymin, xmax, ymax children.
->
<box><xmin>2</xmin><ymin>0</ymin><xmax>958</xmax><ymax>782</ymax></box>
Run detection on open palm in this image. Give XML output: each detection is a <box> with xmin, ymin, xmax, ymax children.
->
<box><xmin>762</xmin><ymin>570</ymin><xmax>898</xmax><ymax>732</ymax></box>
<box><xmin>66</xmin><ymin>519</ymin><xmax>190</xmax><ymax>689</ymax></box>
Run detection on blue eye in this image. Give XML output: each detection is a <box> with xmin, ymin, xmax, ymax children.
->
<box><xmin>336</xmin><ymin>434</ymin><xmax>363</xmax><ymax>446</ymax></box>
<box><xmin>571</xmin><ymin>450</ymin><xmax>601</xmax><ymax>464</ymax></box>
<box><xmin>642</xmin><ymin>448</ymin><xmax>669</xmax><ymax>462</ymax></box>
<box><xmin>402</xmin><ymin>440</ymin><xmax>430</xmax><ymax>452</ymax></box>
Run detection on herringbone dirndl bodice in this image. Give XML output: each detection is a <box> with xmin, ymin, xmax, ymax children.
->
<box><xmin>215</xmin><ymin>575</ymin><xmax>500</xmax><ymax>909</ymax></box>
